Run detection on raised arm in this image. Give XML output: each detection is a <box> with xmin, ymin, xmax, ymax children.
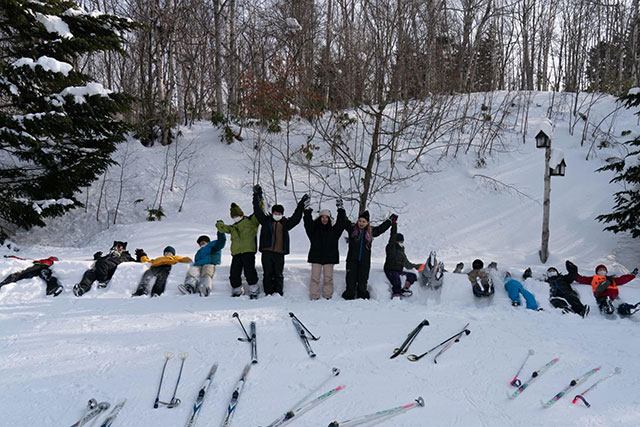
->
<box><xmin>286</xmin><ymin>194</ymin><xmax>308</xmax><ymax>230</ymax></box>
<box><xmin>303</xmin><ymin>208</ymin><xmax>315</xmax><ymax>238</ymax></box>
<box><xmin>210</xmin><ymin>231</ymin><xmax>227</xmax><ymax>251</ymax></box>
<box><xmin>252</xmin><ymin>185</ymin><xmax>268</xmax><ymax>224</ymax></box>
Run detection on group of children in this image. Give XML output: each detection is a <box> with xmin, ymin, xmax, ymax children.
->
<box><xmin>459</xmin><ymin>258</ymin><xmax>638</xmax><ymax>317</ymax></box>
<box><xmin>0</xmin><ymin>186</ymin><xmax>637</xmax><ymax>314</ymax></box>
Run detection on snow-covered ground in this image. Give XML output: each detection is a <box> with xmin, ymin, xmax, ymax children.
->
<box><xmin>1</xmin><ymin>92</ymin><xmax>639</xmax><ymax>426</ymax></box>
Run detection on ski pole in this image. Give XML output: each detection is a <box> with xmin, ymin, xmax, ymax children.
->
<box><xmin>511</xmin><ymin>349</ymin><xmax>535</xmax><ymax>387</ymax></box>
<box><xmin>407</xmin><ymin>324</ymin><xmax>470</xmax><ymax>361</ymax></box>
<box><xmin>328</xmin><ymin>396</ymin><xmax>424</xmax><ymax>427</ymax></box>
<box><xmin>289</xmin><ymin>312</ymin><xmax>320</xmax><ymax>340</ymax></box>
<box><xmin>165</xmin><ymin>352</ymin><xmax>188</xmax><ymax>408</ymax></box>
<box><xmin>291</xmin><ymin>367</ymin><xmax>339</xmax><ymax>412</ymax></box>
<box><xmin>390</xmin><ymin>319</ymin><xmax>429</xmax><ymax>359</ymax></box>
<box><xmin>154</xmin><ymin>352</ymin><xmax>174</xmax><ymax>408</ymax></box>
<box><xmin>572</xmin><ymin>367</ymin><xmax>621</xmax><ymax>407</ymax></box>
<box><xmin>233</xmin><ymin>312</ymin><xmax>251</xmax><ymax>341</ymax></box>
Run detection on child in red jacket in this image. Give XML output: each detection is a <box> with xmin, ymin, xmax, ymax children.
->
<box><xmin>575</xmin><ymin>264</ymin><xmax>637</xmax><ymax>314</ymax></box>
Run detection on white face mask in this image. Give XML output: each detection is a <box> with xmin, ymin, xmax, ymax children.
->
<box><xmin>272</xmin><ymin>214</ymin><xmax>283</xmax><ymax>221</ymax></box>
<box><xmin>232</xmin><ymin>216</ymin><xmax>243</xmax><ymax>223</ymax></box>
<box><xmin>597</xmin><ymin>269</ymin><xmax>607</xmax><ymax>276</ymax></box>
<box><xmin>397</xmin><ymin>242</ymin><xmax>404</xmax><ymax>248</ymax></box>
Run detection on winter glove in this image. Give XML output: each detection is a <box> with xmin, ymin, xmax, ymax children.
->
<box><xmin>487</xmin><ymin>261</ymin><xmax>498</xmax><ymax>270</ymax></box>
<box><xmin>566</xmin><ymin>260</ymin><xmax>577</xmax><ymax>273</ymax></box>
<box><xmin>336</xmin><ymin>198</ymin><xmax>344</xmax><ymax>209</ymax></box>
<box><xmin>135</xmin><ymin>248</ymin><xmax>147</xmax><ymax>262</ymax></box>
<box><xmin>632</xmin><ymin>268</ymin><xmax>638</xmax><ymax>276</ymax></box>
<box><xmin>300</xmin><ymin>194</ymin><xmax>310</xmax><ymax>209</ymax></box>
<box><xmin>253</xmin><ymin>184</ymin><xmax>263</xmax><ymax>196</ymax></box>
<box><xmin>389</xmin><ymin>213</ymin><xmax>398</xmax><ymax>223</ymax></box>
<box><xmin>216</xmin><ymin>220</ymin><xmax>224</xmax><ymax>229</ymax></box>
<box><xmin>522</xmin><ymin>267</ymin><xmax>532</xmax><ymax>280</ymax></box>
<box><xmin>93</xmin><ymin>251</ymin><xmax>103</xmax><ymax>260</ymax></box>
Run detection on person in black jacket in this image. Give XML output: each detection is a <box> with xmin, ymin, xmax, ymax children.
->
<box><xmin>303</xmin><ymin>198</ymin><xmax>347</xmax><ymax>300</ymax></box>
<box><xmin>73</xmin><ymin>241</ymin><xmax>134</xmax><ymax>296</ymax></box>
<box><xmin>253</xmin><ymin>184</ymin><xmax>307</xmax><ymax>297</ymax></box>
<box><xmin>546</xmin><ymin>260</ymin><xmax>589</xmax><ymax>317</ymax></box>
<box><xmin>342</xmin><ymin>210</ymin><xmax>394</xmax><ymax>300</ymax></box>
<box><xmin>0</xmin><ymin>256</ymin><xmax>62</xmax><ymax>296</ymax></box>
<box><xmin>384</xmin><ymin>220</ymin><xmax>421</xmax><ymax>299</ymax></box>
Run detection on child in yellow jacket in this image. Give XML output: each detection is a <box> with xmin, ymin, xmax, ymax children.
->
<box><xmin>133</xmin><ymin>246</ymin><xmax>192</xmax><ymax>296</ymax></box>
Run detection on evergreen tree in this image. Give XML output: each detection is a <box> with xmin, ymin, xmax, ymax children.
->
<box><xmin>596</xmin><ymin>90</ymin><xmax>640</xmax><ymax>238</ymax></box>
<box><xmin>0</xmin><ymin>0</ymin><xmax>136</xmax><ymax>240</ymax></box>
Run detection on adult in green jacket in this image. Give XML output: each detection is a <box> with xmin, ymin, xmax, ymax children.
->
<box><xmin>216</xmin><ymin>202</ymin><xmax>260</xmax><ymax>297</ymax></box>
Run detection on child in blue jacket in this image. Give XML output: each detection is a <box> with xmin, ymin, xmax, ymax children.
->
<box><xmin>504</xmin><ymin>271</ymin><xmax>539</xmax><ymax>310</ymax></box>
<box><xmin>179</xmin><ymin>232</ymin><xmax>226</xmax><ymax>296</ymax></box>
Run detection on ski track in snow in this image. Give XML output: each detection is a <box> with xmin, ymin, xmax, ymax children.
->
<box><xmin>2</xmin><ymin>92</ymin><xmax>640</xmax><ymax>426</ymax></box>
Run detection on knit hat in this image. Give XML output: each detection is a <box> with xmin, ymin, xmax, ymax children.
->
<box><xmin>318</xmin><ymin>209</ymin><xmax>331</xmax><ymax>218</ymax></box>
<box><xmin>595</xmin><ymin>264</ymin><xmax>608</xmax><ymax>274</ymax></box>
<box><xmin>472</xmin><ymin>259</ymin><xmax>484</xmax><ymax>270</ymax></box>
<box><xmin>272</xmin><ymin>204</ymin><xmax>285</xmax><ymax>214</ymax></box>
<box><xmin>358</xmin><ymin>210</ymin><xmax>370</xmax><ymax>222</ymax></box>
<box><xmin>197</xmin><ymin>235</ymin><xmax>210</xmax><ymax>245</ymax></box>
<box><xmin>230</xmin><ymin>203</ymin><xmax>244</xmax><ymax>217</ymax></box>
<box><xmin>396</xmin><ymin>233</ymin><xmax>405</xmax><ymax>242</ymax></box>
<box><xmin>163</xmin><ymin>246</ymin><xmax>176</xmax><ymax>256</ymax></box>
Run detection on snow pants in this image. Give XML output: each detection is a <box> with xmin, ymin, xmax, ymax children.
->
<box><xmin>310</xmin><ymin>263</ymin><xmax>334</xmax><ymax>300</ymax></box>
<box><xmin>134</xmin><ymin>265</ymin><xmax>171</xmax><ymax>296</ymax></box>
<box><xmin>185</xmin><ymin>264</ymin><xmax>215</xmax><ymax>292</ymax></box>
<box><xmin>550</xmin><ymin>289</ymin><xmax>586</xmax><ymax>315</ymax></box>
<box><xmin>505</xmin><ymin>280</ymin><xmax>539</xmax><ymax>310</ymax></box>
<box><xmin>343</xmin><ymin>258</ymin><xmax>371</xmax><ymax>300</ymax></box>
<box><xmin>229</xmin><ymin>252</ymin><xmax>259</xmax><ymax>290</ymax></box>
<box><xmin>262</xmin><ymin>251</ymin><xmax>285</xmax><ymax>296</ymax></box>
<box><xmin>0</xmin><ymin>264</ymin><xmax>61</xmax><ymax>295</ymax></box>
<box><xmin>385</xmin><ymin>270</ymin><xmax>418</xmax><ymax>295</ymax></box>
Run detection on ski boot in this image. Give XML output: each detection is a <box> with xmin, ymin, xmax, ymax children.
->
<box><xmin>97</xmin><ymin>281</ymin><xmax>109</xmax><ymax>289</ymax></box>
<box><xmin>48</xmin><ymin>285</ymin><xmax>64</xmax><ymax>297</ymax></box>
<box><xmin>73</xmin><ymin>284</ymin><xmax>86</xmax><ymax>297</ymax></box>
<box><xmin>512</xmin><ymin>301</ymin><xmax>521</xmax><ymax>307</ymax></box>
<box><xmin>198</xmin><ymin>284</ymin><xmax>210</xmax><ymax>297</ymax></box>
<box><xmin>597</xmin><ymin>297</ymin><xmax>614</xmax><ymax>315</ymax></box>
<box><xmin>248</xmin><ymin>284</ymin><xmax>260</xmax><ymax>300</ymax></box>
<box><xmin>178</xmin><ymin>284</ymin><xmax>196</xmax><ymax>295</ymax></box>
<box><xmin>231</xmin><ymin>287</ymin><xmax>243</xmax><ymax>297</ymax></box>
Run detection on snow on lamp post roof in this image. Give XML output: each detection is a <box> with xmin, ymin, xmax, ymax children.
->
<box><xmin>535</xmin><ymin>119</ymin><xmax>553</xmax><ymax>148</ymax></box>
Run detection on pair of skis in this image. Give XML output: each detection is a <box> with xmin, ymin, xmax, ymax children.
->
<box><xmin>328</xmin><ymin>396</ymin><xmax>425</xmax><ymax>427</ymax></box>
<box><xmin>70</xmin><ymin>398</ymin><xmax>126</xmax><ymax>427</ymax></box>
<box><xmin>264</xmin><ymin>367</ymin><xmax>341</xmax><ymax>427</ymax></box>
<box><xmin>184</xmin><ymin>362</ymin><xmax>219</xmax><ymax>427</ymax></box>
<box><xmin>407</xmin><ymin>323</ymin><xmax>470</xmax><ymax>363</ymax></box>
<box><xmin>154</xmin><ymin>352</ymin><xmax>188</xmax><ymax>408</ymax></box>
<box><xmin>508</xmin><ymin>355</ymin><xmax>559</xmax><ymax>399</ymax></box>
<box><xmin>389</xmin><ymin>319</ymin><xmax>429</xmax><ymax>359</ymax></box>
<box><xmin>289</xmin><ymin>312</ymin><xmax>319</xmax><ymax>358</ymax></box>
<box><xmin>234</xmin><ymin>312</ymin><xmax>257</xmax><ymax>364</ymax></box>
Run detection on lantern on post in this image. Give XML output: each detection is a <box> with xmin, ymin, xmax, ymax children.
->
<box><xmin>535</xmin><ymin>122</ymin><xmax>565</xmax><ymax>263</ymax></box>
<box><xmin>550</xmin><ymin>159</ymin><xmax>566</xmax><ymax>177</ymax></box>
<box><xmin>535</xmin><ymin>130</ymin><xmax>551</xmax><ymax>148</ymax></box>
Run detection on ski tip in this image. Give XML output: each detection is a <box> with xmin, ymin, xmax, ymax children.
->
<box><xmin>289</xmin><ymin>312</ymin><xmax>295</xmax><ymax>317</ymax></box>
<box><xmin>407</xmin><ymin>354</ymin><xmax>419</xmax><ymax>362</ymax></box>
<box><xmin>232</xmin><ymin>312</ymin><xmax>239</xmax><ymax>317</ymax></box>
<box><xmin>423</xmin><ymin>319</ymin><xmax>430</xmax><ymax>326</ymax></box>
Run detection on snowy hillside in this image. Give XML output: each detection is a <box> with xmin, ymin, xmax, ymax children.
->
<box><xmin>1</xmin><ymin>92</ymin><xmax>639</xmax><ymax>426</ymax></box>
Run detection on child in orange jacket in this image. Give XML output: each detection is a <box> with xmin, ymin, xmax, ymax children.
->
<box><xmin>133</xmin><ymin>246</ymin><xmax>192</xmax><ymax>297</ymax></box>
<box><xmin>575</xmin><ymin>264</ymin><xmax>637</xmax><ymax>314</ymax></box>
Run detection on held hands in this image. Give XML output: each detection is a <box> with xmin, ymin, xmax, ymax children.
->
<box><xmin>135</xmin><ymin>248</ymin><xmax>147</xmax><ymax>262</ymax></box>
<box><xmin>300</xmin><ymin>194</ymin><xmax>310</xmax><ymax>209</ymax></box>
<box><xmin>336</xmin><ymin>198</ymin><xmax>344</xmax><ymax>209</ymax></box>
<box><xmin>93</xmin><ymin>251</ymin><xmax>103</xmax><ymax>260</ymax></box>
<box><xmin>253</xmin><ymin>184</ymin><xmax>263</xmax><ymax>196</ymax></box>
<box><xmin>389</xmin><ymin>213</ymin><xmax>398</xmax><ymax>223</ymax></box>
